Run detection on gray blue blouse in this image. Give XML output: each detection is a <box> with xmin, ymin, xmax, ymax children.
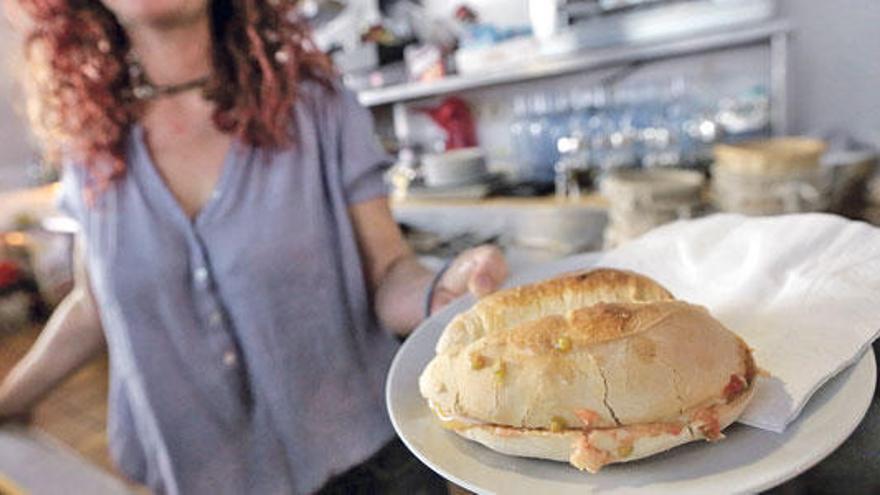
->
<box><xmin>58</xmin><ymin>84</ymin><xmax>401</xmax><ymax>494</ymax></box>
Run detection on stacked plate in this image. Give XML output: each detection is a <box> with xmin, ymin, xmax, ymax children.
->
<box><xmin>421</xmin><ymin>148</ymin><xmax>490</xmax><ymax>188</ymax></box>
<box><xmin>864</xmin><ymin>171</ymin><xmax>880</xmax><ymax>225</ymax></box>
<box><xmin>711</xmin><ymin>138</ymin><xmax>831</xmax><ymax>215</ymax></box>
<box><xmin>406</xmin><ymin>148</ymin><xmax>497</xmax><ymax>200</ymax></box>
<box><xmin>600</xmin><ymin>168</ymin><xmax>705</xmax><ymax>248</ymax></box>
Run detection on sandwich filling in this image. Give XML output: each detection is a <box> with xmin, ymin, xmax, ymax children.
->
<box><xmin>430</xmin><ymin>368</ymin><xmax>755</xmax><ymax>472</ymax></box>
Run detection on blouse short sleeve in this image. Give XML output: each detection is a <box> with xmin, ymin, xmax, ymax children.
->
<box><xmin>56</xmin><ymin>162</ymin><xmax>86</xmax><ymax>224</ymax></box>
<box><xmin>334</xmin><ymin>88</ymin><xmax>392</xmax><ymax>205</ymax></box>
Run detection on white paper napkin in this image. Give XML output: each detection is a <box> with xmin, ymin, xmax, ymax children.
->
<box><xmin>589</xmin><ymin>213</ymin><xmax>880</xmax><ymax>433</ymax></box>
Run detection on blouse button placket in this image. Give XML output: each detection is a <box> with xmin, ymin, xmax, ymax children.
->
<box><xmin>190</xmin><ymin>231</ymin><xmax>239</xmax><ymax>369</ymax></box>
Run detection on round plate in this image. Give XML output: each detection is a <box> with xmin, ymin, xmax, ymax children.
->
<box><xmin>386</xmin><ymin>255</ymin><xmax>877</xmax><ymax>494</ymax></box>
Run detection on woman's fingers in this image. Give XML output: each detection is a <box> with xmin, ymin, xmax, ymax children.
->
<box><xmin>428</xmin><ymin>286</ymin><xmax>458</xmax><ymax>315</ymax></box>
<box><xmin>431</xmin><ymin>245</ymin><xmax>509</xmax><ymax>315</ymax></box>
<box><xmin>464</xmin><ymin>245</ymin><xmax>508</xmax><ymax>297</ymax></box>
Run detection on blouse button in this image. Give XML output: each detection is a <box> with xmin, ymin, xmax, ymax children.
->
<box><xmin>222</xmin><ymin>350</ymin><xmax>238</xmax><ymax>368</ymax></box>
<box><xmin>209</xmin><ymin>311</ymin><xmax>224</xmax><ymax>327</ymax></box>
<box><xmin>194</xmin><ymin>267</ymin><xmax>209</xmax><ymax>287</ymax></box>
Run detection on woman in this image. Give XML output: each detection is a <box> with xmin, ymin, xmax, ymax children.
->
<box><xmin>0</xmin><ymin>1</ymin><xmax>507</xmax><ymax>493</ymax></box>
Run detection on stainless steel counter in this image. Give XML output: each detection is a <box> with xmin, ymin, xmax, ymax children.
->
<box><xmin>0</xmin><ymin>426</ymin><xmax>132</xmax><ymax>495</ymax></box>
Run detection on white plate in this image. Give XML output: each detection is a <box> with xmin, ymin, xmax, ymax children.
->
<box><xmin>386</xmin><ymin>254</ymin><xmax>877</xmax><ymax>494</ymax></box>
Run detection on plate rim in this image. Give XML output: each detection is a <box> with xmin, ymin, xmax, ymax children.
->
<box><xmin>385</xmin><ymin>258</ymin><xmax>878</xmax><ymax>494</ymax></box>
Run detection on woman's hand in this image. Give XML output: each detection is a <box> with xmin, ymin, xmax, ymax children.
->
<box><xmin>0</xmin><ymin>239</ymin><xmax>105</xmax><ymax>428</ymax></box>
<box><xmin>0</xmin><ymin>376</ymin><xmax>36</xmax><ymax>427</ymax></box>
<box><xmin>351</xmin><ymin>199</ymin><xmax>509</xmax><ymax>334</ymax></box>
<box><xmin>429</xmin><ymin>245</ymin><xmax>508</xmax><ymax>315</ymax></box>
<box><xmin>0</xmin><ymin>400</ymin><xmax>33</xmax><ymax>427</ymax></box>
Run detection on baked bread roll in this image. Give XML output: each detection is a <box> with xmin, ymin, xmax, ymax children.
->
<box><xmin>419</xmin><ymin>268</ymin><xmax>756</xmax><ymax>472</ymax></box>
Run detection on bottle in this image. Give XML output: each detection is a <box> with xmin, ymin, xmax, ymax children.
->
<box><xmin>555</xmin><ymin>135</ymin><xmax>590</xmax><ymax>201</ymax></box>
<box><xmin>544</xmin><ymin>91</ymin><xmax>572</xmax><ymax>183</ymax></box>
<box><xmin>509</xmin><ymin>95</ymin><xmax>534</xmax><ymax>181</ymax></box>
<box><xmin>587</xmin><ymin>87</ymin><xmax>611</xmax><ymax>175</ymax></box>
<box><xmin>567</xmin><ymin>87</ymin><xmax>594</xmax><ymax>140</ymax></box>
<box><xmin>527</xmin><ymin>92</ymin><xmax>555</xmax><ymax>183</ymax></box>
<box><xmin>600</xmin><ymin>86</ymin><xmax>637</xmax><ymax>172</ymax></box>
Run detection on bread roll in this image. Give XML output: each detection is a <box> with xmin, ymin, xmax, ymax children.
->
<box><xmin>419</xmin><ymin>268</ymin><xmax>756</xmax><ymax>472</ymax></box>
<box><xmin>435</xmin><ymin>268</ymin><xmax>675</xmax><ymax>356</ymax></box>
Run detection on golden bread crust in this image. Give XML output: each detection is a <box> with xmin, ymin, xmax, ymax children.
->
<box><xmin>435</xmin><ymin>268</ymin><xmax>675</xmax><ymax>357</ymax></box>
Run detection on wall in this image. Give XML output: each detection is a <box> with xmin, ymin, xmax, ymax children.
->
<box><xmin>779</xmin><ymin>0</ymin><xmax>880</xmax><ymax>144</ymax></box>
<box><xmin>0</xmin><ymin>17</ymin><xmax>33</xmax><ymax>191</ymax></box>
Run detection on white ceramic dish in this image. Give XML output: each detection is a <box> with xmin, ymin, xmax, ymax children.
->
<box><xmin>386</xmin><ymin>254</ymin><xmax>877</xmax><ymax>495</ymax></box>
<box><xmin>422</xmin><ymin>148</ymin><xmax>488</xmax><ymax>188</ymax></box>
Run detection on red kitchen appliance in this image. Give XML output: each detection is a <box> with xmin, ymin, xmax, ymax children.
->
<box><xmin>416</xmin><ymin>97</ymin><xmax>478</xmax><ymax>150</ymax></box>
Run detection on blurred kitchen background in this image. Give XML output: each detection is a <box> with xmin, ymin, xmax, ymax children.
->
<box><xmin>0</xmin><ymin>0</ymin><xmax>879</xmax><ymax>493</ymax></box>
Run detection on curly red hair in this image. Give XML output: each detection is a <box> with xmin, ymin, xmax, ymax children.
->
<box><xmin>16</xmin><ymin>0</ymin><xmax>335</xmax><ymax>187</ymax></box>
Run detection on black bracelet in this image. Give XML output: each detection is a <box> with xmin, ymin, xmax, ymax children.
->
<box><xmin>424</xmin><ymin>260</ymin><xmax>453</xmax><ymax>319</ymax></box>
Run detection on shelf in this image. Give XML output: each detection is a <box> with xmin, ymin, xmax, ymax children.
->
<box><xmin>392</xmin><ymin>194</ymin><xmax>609</xmax><ymax>210</ymax></box>
<box><xmin>357</xmin><ymin>20</ymin><xmax>790</xmax><ymax>108</ymax></box>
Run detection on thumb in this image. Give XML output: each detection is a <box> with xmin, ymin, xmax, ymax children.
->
<box><xmin>465</xmin><ymin>246</ymin><xmax>507</xmax><ymax>297</ymax></box>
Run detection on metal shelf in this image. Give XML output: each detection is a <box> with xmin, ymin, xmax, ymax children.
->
<box><xmin>356</xmin><ymin>20</ymin><xmax>790</xmax><ymax>108</ymax></box>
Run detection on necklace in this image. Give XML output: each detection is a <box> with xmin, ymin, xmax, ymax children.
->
<box><xmin>126</xmin><ymin>52</ymin><xmax>210</xmax><ymax>101</ymax></box>
<box><xmin>131</xmin><ymin>76</ymin><xmax>211</xmax><ymax>100</ymax></box>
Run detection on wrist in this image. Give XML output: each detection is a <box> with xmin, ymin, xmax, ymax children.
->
<box><xmin>0</xmin><ymin>400</ymin><xmax>32</xmax><ymax>424</ymax></box>
<box><xmin>0</xmin><ymin>371</ymin><xmax>33</xmax><ymax>419</ymax></box>
<box><xmin>0</xmin><ymin>398</ymin><xmax>31</xmax><ymax>422</ymax></box>
<box><xmin>0</xmin><ymin>385</ymin><xmax>18</xmax><ymax>419</ymax></box>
